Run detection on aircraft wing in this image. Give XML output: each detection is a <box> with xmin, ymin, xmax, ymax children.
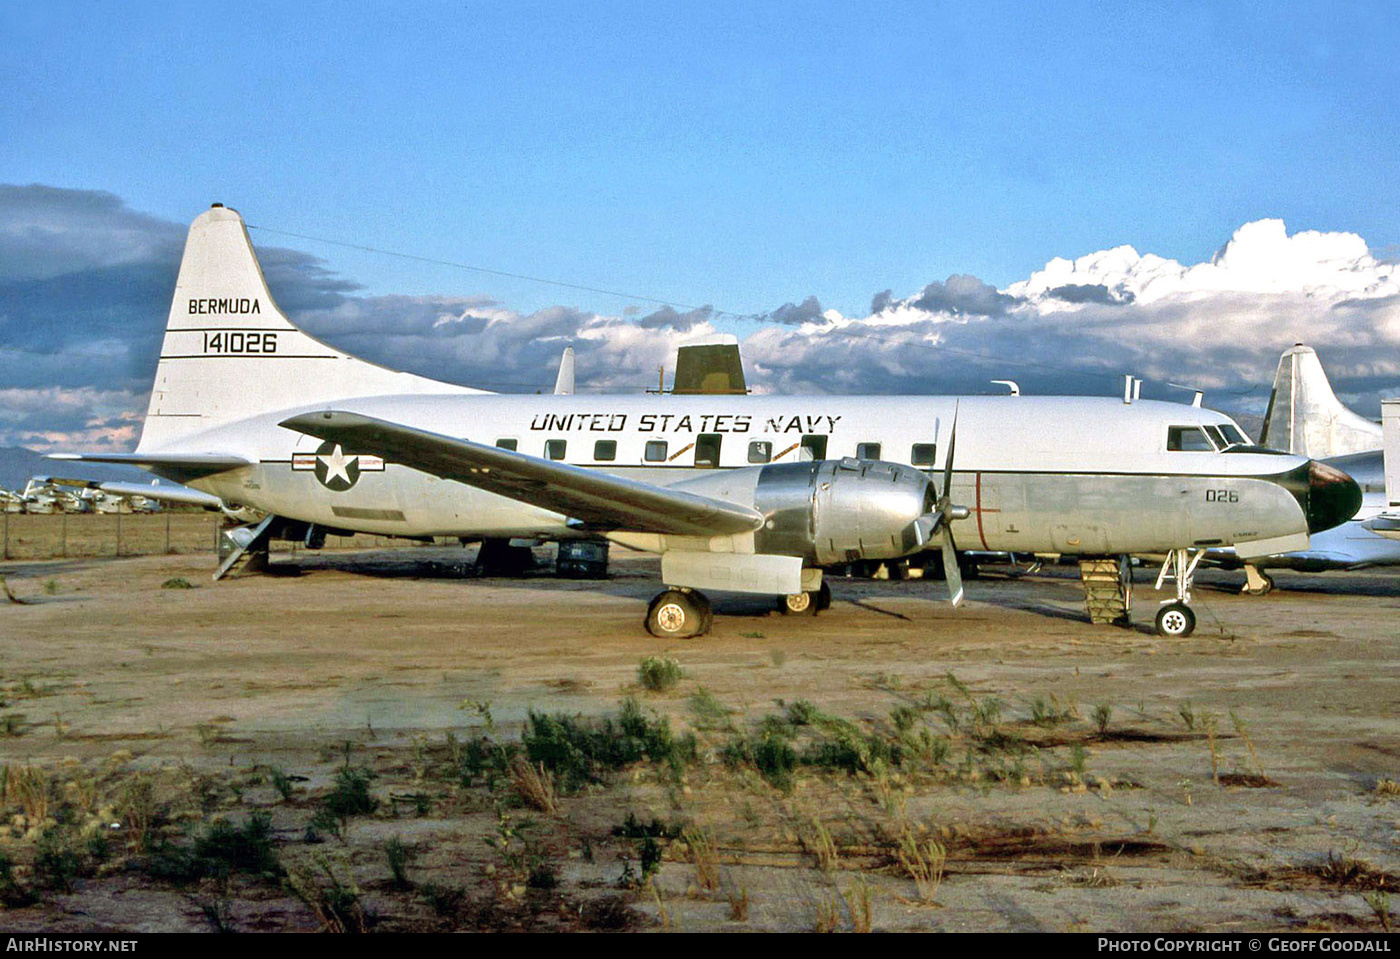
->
<box><xmin>280</xmin><ymin>410</ymin><xmax>764</xmax><ymax>538</ymax></box>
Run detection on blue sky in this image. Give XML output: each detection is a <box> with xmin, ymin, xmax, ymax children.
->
<box><xmin>4</xmin><ymin>2</ymin><xmax>1397</xmax><ymax>319</ymax></box>
<box><xmin>3</xmin><ymin>2</ymin><xmax>1400</xmax><ymax>451</ymax></box>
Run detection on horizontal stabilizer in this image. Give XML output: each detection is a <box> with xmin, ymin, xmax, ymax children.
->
<box><xmin>47</xmin><ymin>452</ymin><xmax>255</xmax><ymax>485</ymax></box>
<box><xmin>100</xmin><ymin>481</ymin><xmax>224</xmax><ymax>509</ymax></box>
<box><xmin>280</xmin><ymin>410</ymin><xmax>764</xmax><ymax>538</ymax></box>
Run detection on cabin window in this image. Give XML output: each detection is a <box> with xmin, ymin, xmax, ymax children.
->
<box><xmin>695</xmin><ymin>434</ymin><xmax>722</xmax><ymax>468</ymax></box>
<box><xmin>1167</xmin><ymin>426</ymin><xmax>1215</xmax><ymax>452</ymax></box>
<box><xmin>800</xmin><ymin>435</ymin><xmax>828</xmax><ymax>461</ymax></box>
<box><xmin>911</xmin><ymin>443</ymin><xmax>937</xmax><ymax>467</ymax></box>
<box><xmin>644</xmin><ymin>440</ymin><xmax>669</xmax><ymax>462</ymax></box>
<box><xmin>748</xmin><ymin>440</ymin><xmax>772</xmax><ymax>464</ymax></box>
<box><xmin>856</xmin><ymin>442</ymin><xmax>882</xmax><ymax>460</ymax></box>
<box><xmin>495</xmin><ymin>438</ymin><xmax>518</xmax><ymax>451</ymax></box>
<box><xmin>593</xmin><ymin>440</ymin><xmax>617</xmax><ymax>462</ymax></box>
<box><xmin>544</xmin><ymin>439</ymin><xmax>567</xmax><ymax>460</ymax></box>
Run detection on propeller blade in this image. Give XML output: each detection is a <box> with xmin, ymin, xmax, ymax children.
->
<box><xmin>942</xmin><ymin>402</ymin><xmax>959</xmax><ymax>501</ymax></box>
<box><xmin>942</xmin><ymin>534</ymin><xmax>964</xmax><ymax>607</ymax></box>
<box><xmin>913</xmin><ymin>510</ymin><xmax>940</xmax><ymax>547</ymax></box>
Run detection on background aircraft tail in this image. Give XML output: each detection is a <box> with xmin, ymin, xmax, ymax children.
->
<box><xmin>137</xmin><ymin>204</ymin><xmax>481</xmax><ymax>452</ymax></box>
<box><xmin>1384</xmin><ymin>399</ymin><xmax>1400</xmax><ymax>511</ymax></box>
<box><xmin>1258</xmin><ymin>344</ymin><xmax>1381</xmax><ymax>457</ymax></box>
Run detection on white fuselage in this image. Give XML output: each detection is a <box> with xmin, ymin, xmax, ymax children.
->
<box><xmin>168</xmin><ymin>393</ymin><xmax>1318</xmax><ymax>557</ymax></box>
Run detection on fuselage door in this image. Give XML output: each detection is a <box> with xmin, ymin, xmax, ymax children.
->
<box><xmin>695</xmin><ymin>434</ymin><xmax>722</xmax><ymax>468</ymax></box>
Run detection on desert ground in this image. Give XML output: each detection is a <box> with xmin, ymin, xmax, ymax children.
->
<box><xmin>0</xmin><ymin>517</ymin><xmax>1397</xmax><ymax>933</ymax></box>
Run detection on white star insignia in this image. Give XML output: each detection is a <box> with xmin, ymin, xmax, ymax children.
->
<box><xmin>318</xmin><ymin>444</ymin><xmax>358</xmax><ymax>486</ymax></box>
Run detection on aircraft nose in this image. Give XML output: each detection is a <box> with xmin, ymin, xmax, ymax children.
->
<box><xmin>1306</xmin><ymin>460</ymin><xmax>1363</xmax><ymax>534</ymax></box>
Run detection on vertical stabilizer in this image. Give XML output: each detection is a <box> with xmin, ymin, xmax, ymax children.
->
<box><xmin>138</xmin><ymin>205</ymin><xmax>483</xmax><ymax>452</ymax></box>
<box><xmin>671</xmin><ymin>337</ymin><xmax>748</xmax><ymax>395</ymax></box>
<box><xmin>1384</xmin><ymin>399</ymin><xmax>1400</xmax><ymax>509</ymax></box>
<box><xmin>1258</xmin><ymin>345</ymin><xmax>1381</xmax><ymax>457</ymax></box>
<box><xmin>553</xmin><ymin>347</ymin><xmax>575</xmax><ymax>395</ymax></box>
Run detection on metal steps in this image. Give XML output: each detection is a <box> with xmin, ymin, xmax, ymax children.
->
<box><xmin>1078</xmin><ymin>557</ymin><xmax>1132</xmax><ymax>626</ymax></box>
<box><xmin>214</xmin><ymin>515</ymin><xmax>277</xmax><ymax>581</ymax></box>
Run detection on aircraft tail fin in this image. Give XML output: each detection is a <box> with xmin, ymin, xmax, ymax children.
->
<box><xmin>552</xmin><ymin>347</ymin><xmax>575</xmax><ymax>395</ymax></box>
<box><xmin>138</xmin><ymin>204</ymin><xmax>482</xmax><ymax>452</ymax></box>
<box><xmin>1258</xmin><ymin>344</ymin><xmax>1381</xmax><ymax>457</ymax></box>
<box><xmin>1384</xmin><ymin>399</ymin><xmax>1400</xmax><ymax>510</ymax></box>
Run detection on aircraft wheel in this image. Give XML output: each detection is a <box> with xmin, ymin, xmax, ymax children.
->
<box><xmin>646</xmin><ymin>589</ymin><xmax>709</xmax><ymax>639</ymax></box>
<box><xmin>815</xmin><ymin>581</ymin><xmax>832</xmax><ymax>612</ymax></box>
<box><xmin>1241</xmin><ymin>572</ymin><xmax>1274</xmax><ymax>596</ymax></box>
<box><xmin>1154</xmin><ymin>602</ymin><xmax>1196</xmax><ymax>638</ymax></box>
<box><xmin>778</xmin><ymin>591</ymin><xmax>819</xmax><ymax>616</ymax></box>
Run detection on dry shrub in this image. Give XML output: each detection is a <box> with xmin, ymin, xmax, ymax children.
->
<box><xmin>509</xmin><ymin>756</ymin><xmax>558</xmax><ymax>814</ymax></box>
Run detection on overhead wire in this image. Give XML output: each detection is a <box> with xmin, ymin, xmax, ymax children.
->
<box><xmin>245</xmin><ymin>223</ymin><xmax>1262</xmax><ymax>400</ymax></box>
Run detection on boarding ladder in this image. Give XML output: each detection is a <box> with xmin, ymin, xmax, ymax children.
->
<box><xmin>213</xmin><ymin>514</ymin><xmax>276</xmax><ymax>581</ymax></box>
<box><xmin>1078</xmin><ymin>556</ymin><xmax>1132</xmax><ymax>626</ymax></box>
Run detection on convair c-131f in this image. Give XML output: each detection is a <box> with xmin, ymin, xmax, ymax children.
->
<box><xmin>54</xmin><ymin>205</ymin><xmax>1362</xmax><ymax>639</ymax></box>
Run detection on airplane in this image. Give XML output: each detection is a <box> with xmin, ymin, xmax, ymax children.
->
<box><xmin>1364</xmin><ymin>399</ymin><xmax>1400</xmax><ymax>541</ymax></box>
<box><xmin>18</xmin><ymin>479</ymin><xmax>60</xmax><ymax>514</ymax></box>
<box><xmin>1217</xmin><ymin>345</ymin><xmax>1399</xmax><ymax>593</ymax></box>
<box><xmin>53</xmin><ymin>204</ymin><xmax>1362</xmax><ymax>639</ymax></box>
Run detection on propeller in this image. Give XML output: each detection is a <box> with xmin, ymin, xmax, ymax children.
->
<box><xmin>914</xmin><ymin>405</ymin><xmax>970</xmax><ymax>607</ymax></box>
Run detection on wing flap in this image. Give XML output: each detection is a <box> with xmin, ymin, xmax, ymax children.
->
<box><xmin>279</xmin><ymin>411</ymin><xmax>764</xmax><ymax>538</ymax></box>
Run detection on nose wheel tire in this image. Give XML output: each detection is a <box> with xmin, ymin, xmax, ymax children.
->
<box><xmin>1154</xmin><ymin>602</ymin><xmax>1196</xmax><ymax>638</ymax></box>
<box><xmin>646</xmin><ymin>589</ymin><xmax>712</xmax><ymax>638</ymax></box>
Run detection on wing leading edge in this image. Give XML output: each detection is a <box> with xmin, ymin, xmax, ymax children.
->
<box><xmin>279</xmin><ymin>410</ymin><xmax>764</xmax><ymax>538</ymax></box>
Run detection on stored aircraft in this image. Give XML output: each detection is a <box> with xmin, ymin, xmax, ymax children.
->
<box><xmin>55</xmin><ymin>205</ymin><xmax>1362</xmax><ymax>638</ymax></box>
<box><xmin>1220</xmin><ymin>345</ymin><xmax>1399</xmax><ymax>593</ymax></box>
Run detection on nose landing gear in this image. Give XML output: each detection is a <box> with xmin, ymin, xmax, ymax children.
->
<box><xmin>1153</xmin><ymin>548</ymin><xmax>1202</xmax><ymax>638</ymax></box>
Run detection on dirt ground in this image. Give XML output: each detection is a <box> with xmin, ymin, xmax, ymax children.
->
<box><xmin>0</xmin><ymin>532</ymin><xmax>1397</xmax><ymax>933</ymax></box>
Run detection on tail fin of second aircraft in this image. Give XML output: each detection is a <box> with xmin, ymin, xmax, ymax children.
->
<box><xmin>1258</xmin><ymin>344</ymin><xmax>1381</xmax><ymax>458</ymax></box>
<box><xmin>136</xmin><ymin>204</ymin><xmax>482</xmax><ymax>452</ymax></box>
<box><xmin>1384</xmin><ymin>399</ymin><xmax>1400</xmax><ymax>510</ymax></box>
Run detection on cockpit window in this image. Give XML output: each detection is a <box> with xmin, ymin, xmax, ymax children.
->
<box><xmin>1218</xmin><ymin>423</ymin><xmax>1253</xmax><ymax>448</ymax></box>
<box><xmin>1204</xmin><ymin>425</ymin><xmax>1228</xmax><ymax>449</ymax></box>
<box><xmin>1167</xmin><ymin>426</ymin><xmax>1215</xmax><ymax>452</ymax></box>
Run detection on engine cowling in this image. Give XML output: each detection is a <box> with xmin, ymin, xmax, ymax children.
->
<box><xmin>752</xmin><ymin>459</ymin><xmax>935</xmax><ymax>565</ymax></box>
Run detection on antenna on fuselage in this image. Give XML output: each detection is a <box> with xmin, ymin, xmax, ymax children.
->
<box><xmin>990</xmin><ymin>380</ymin><xmax>1020</xmax><ymax>396</ymax></box>
<box><xmin>1122</xmin><ymin>375</ymin><xmax>1143</xmax><ymax>404</ymax></box>
<box><xmin>1168</xmin><ymin>383</ymin><xmax>1204</xmax><ymax>408</ymax></box>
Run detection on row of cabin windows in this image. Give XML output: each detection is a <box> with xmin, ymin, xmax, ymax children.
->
<box><xmin>494</xmin><ymin>435</ymin><xmax>940</xmax><ymax>467</ymax></box>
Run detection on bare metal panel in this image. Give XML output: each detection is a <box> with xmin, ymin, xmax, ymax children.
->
<box><xmin>661</xmin><ymin>551</ymin><xmax>802</xmax><ymax>594</ymax></box>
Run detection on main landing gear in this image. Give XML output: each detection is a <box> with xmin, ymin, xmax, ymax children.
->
<box><xmin>777</xmin><ymin>582</ymin><xmax>832</xmax><ymax>616</ymax></box>
<box><xmin>645</xmin><ymin>588</ymin><xmax>713</xmax><ymax>639</ymax></box>
<box><xmin>643</xmin><ymin>581</ymin><xmax>833</xmax><ymax>638</ymax></box>
<box><xmin>1152</xmin><ymin>548</ymin><xmax>1203</xmax><ymax>638</ymax></box>
<box><xmin>1240</xmin><ymin>563</ymin><xmax>1275</xmax><ymax>596</ymax></box>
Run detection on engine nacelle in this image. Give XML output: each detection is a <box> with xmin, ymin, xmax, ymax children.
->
<box><xmin>752</xmin><ymin>459</ymin><xmax>935</xmax><ymax>565</ymax></box>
